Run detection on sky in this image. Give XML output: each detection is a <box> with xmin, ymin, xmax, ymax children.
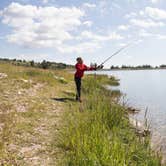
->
<box><xmin>0</xmin><ymin>0</ymin><xmax>166</xmax><ymax>68</ymax></box>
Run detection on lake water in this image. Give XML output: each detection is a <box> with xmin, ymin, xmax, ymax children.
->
<box><xmin>88</xmin><ymin>69</ymin><xmax>166</xmax><ymax>161</ymax></box>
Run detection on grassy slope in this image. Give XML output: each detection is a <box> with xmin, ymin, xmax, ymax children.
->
<box><xmin>59</xmin><ymin>75</ymin><xmax>161</xmax><ymax>166</ymax></box>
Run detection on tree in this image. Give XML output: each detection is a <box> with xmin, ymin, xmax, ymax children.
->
<box><xmin>30</xmin><ymin>60</ymin><xmax>35</xmax><ymax>67</ymax></box>
<box><xmin>160</xmin><ymin>64</ymin><xmax>166</xmax><ymax>68</ymax></box>
<box><xmin>41</xmin><ymin>60</ymin><xmax>49</xmax><ymax>69</ymax></box>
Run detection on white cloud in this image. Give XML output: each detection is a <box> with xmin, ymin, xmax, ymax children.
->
<box><xmin>56</xmin><ymin>42</ymin><xmax>101</xmax><ymax>54</ymax></box>
<box><xmin>138</xmin><ymin>29</ymin><xmax>166</xmax><ymax>40</ymax></box>
<box><xmin>0</xmin><ymin>2</ymin><xmax>123</xmax><ymax>54</ymax></box>
<box><xmin>127</xmin><ymin>0</ymin><xmax>136</xmax><ymax>3</ymax></box>
<box><xmin>83</xmin><ymin>21</ymin><xmax>93</xmax><ymax>27</ymax></box>
<box><xmin>156</xmin><ymin>34</ymin><xmax>166</xmax><ymax>39</ymax></box>
<box><xmin>119</xmin><ymin>43</ymin><xmax>127</xmax><ymax>47</ymax></box>
<box><xmin>98</xmin><ymin>0</ymin><xmax>108</xmax><ymax>15</ymax></box>
<box><xmin>118</xmin><ymin>25</ymin><xmax>130</xmax><ymax>31</ymax></box>
<box><xmin>112</xmin><ymin>2</ymin><xmax>122</xmax><ymax>9</ymax></box>
<box><xmin>139</xmin><ymin>29</ymin><xmax>153</xmax><ymax>37</ymax></box>
<box><xmin>130</xmin><ymin>18</ymin><xmax>165</xmax><ymax>28</ymax></box>
<box><xmin>42</xmin><ymin>0</ymin><xmax>49</xmax><ymax>4</ymax></box>
<box><xmin>125</xmin><ymin>12</ymin><xmax>137</xmax><ymax>19</ymax></box>
<box><xmin>154</xmin><ymin>34</ymin><xmax>166</xmax><ymax>40</ymax></box>
<box><xmin>82</xmin><ymin>3</ymin><xmax>96</xmax><ymax>8</ymax></box>
<box><xmin>139</xmin><ymin>10</ymin><xmax>144</xmax><ymax>16</ymax></box>
<box><xmin>145</xmin><ymin>7</ymin><xmax>166</xmax><ymax>20</ymax></box>
<box><xmin>2</xmin><ymin>3</ymin><xmax>37</xmax><ymax>18</ymax></box>
<box><xmin>126</xmin><ymin>7</ymin><xmax>166</xmax><ymax>21</ymax></box>
<box><xmin>151</xmin><ymin>0</ymin><xmax>160</xmax><ymax>4</ymax></box>
<box><xmin>80</xmin><ymin>31</ymin><xmax>123</xmax><ymax>41</ymax></box>
<box><xmin>58</xmin><ymin>30</ymin><xmax>123</xmax><ymax>54</ymax></box>
<box><xmin>0</xmin><ymin>2</ymin><xmax>84</xmax><ymax>49</ymax></box>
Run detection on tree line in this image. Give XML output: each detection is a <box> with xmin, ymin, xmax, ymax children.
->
<box><xmin>0</xmin><ymin>58</ymin><xmax>74</xmax><ymax>70</ymax></box>
<box><xmin>1</xmin><ymin>58</ymin><xmax>166</xmax><ymax>70</ymax></box>
<box><xmin>110</xmin><ymin>64</ymin><xmax>166</xmax><ymax>70</ymax></box>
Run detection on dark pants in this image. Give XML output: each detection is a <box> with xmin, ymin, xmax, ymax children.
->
<box><xmin>74</xmin><ymin>77</ymin><xmax>81</xmax><ymax>100</ymax></box>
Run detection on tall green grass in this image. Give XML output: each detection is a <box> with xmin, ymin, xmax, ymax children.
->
<box><xmin>60</xmin><ymin>75</ymin><xmax>161</xmax><ymax>166</ymax></box>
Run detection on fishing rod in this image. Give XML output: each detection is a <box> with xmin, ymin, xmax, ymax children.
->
<box><xmin>99</xmin><ymin>40</ymin><xmax>137</xmax><ymax>66</ymax></box>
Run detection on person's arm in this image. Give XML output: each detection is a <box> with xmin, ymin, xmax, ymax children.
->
<box><xmin>83</xmin><ymin>65</ymin><xmax>96</xmax><ymax>71</ymax></box>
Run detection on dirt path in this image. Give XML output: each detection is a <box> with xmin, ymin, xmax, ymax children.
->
<box><xmin>0</xmin><ymin>76</ymin><xmax>67</xmax><ymax>165</ymax></box>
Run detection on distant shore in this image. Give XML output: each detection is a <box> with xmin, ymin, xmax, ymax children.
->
<box><xmin>101</xmin><ymin>68</ymin><xmax>166</xmax><ymax>71</ymax></box>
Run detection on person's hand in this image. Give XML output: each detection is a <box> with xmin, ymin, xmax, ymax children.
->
<box><xmin>97</xmin><ymin>65</ymin><xmax>104</xmax><ymax>69</ymax></box>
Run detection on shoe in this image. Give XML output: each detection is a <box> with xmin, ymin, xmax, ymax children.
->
<box><xmin>76</xmin><ymin>96</ymin><xmax>82</xmax><ymax>102</ymax></box>
<box><xmin>76</xmin><ymin>95</ymin><xmax>79</xmax><ymax>101</ymax></box>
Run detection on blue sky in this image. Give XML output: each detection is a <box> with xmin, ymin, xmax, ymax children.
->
<box><xmin>0</xmin><ymin>0</ymin><xmax>166</xmax><ymax>67</ymax></box>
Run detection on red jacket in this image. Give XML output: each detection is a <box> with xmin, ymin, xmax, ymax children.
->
<box><xmin>75</xmin><ymin>63</ymin><xmax>95</xmax><ymax>78</ymax></box>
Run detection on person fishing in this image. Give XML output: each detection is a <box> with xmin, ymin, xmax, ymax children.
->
<box><xmin>74</xmin><ymin>41</ymin><xmax>136</xmax><ymax>102</ymax></box>
<box><xmin>74</xmin><ymin>57</ymin><xmax>103</xmax><ymax>102</ymax></box>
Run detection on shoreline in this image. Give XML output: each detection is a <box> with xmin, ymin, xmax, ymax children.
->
<box><xmin>60</xmin><ymin>74</ymin><xmax>162</xmax><ymax>165</ymax></box>
<box><xmin>129</xmin><ymin>114</ymin><xmax>166</xmax><ymax>165</ymax></box>
<box><xmin>107</xmin><ymin>83</ymin><xmax>166</xmax><ymax>165</ymax></box>
<box><xmin>109</xmin><ymin>77</ymin><xmax>166</xmax><ymax>165</ymax></box>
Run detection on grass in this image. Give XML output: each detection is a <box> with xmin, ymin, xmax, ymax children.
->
<box><xmin>0</xmin><ymin>62</ymin><xmax>162</xmax><ymax>165</ymax></box>
<box><xmin>59</xmin><ymin>75</ymin><xmax>161</xmax><ymax>166</ymax></box>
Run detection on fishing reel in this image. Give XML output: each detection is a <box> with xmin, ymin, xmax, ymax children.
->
<box><xmin>97</xmin><ymin>65</ymin><xmax>104</xmax><ymax>69</ymax></box>
<box><xmin>90</xmin><ymin>63</ymin><xmax>103</xmax><ymax>69</ymax></box>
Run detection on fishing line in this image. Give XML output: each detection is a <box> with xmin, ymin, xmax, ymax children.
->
<box><xmin>99</xmin><ymin>39</ymin><xmax>138</xmax><ymax>66</ymax></box>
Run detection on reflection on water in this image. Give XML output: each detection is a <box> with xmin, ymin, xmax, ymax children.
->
<box><xmin>87</xmin><ymin>69</ymin><xmax>166</xmax><ymax>160</ymax></box>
